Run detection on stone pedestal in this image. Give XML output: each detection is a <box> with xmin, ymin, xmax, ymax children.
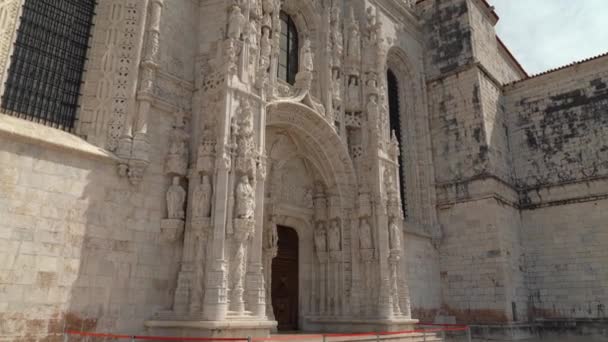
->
<box><xmin>144</xmin><ymin>319</ymin><xmax>277</xmax><ymax>338</ymax></box>
<box><xmin>160</xmin><ymin>219</ymin><xmax>185</xmax><ymax>242</ymax></box>
<box><xmin>303</xmin><ymin>317</ymin><xmax>418</xmax><ymax>333</ymax></box>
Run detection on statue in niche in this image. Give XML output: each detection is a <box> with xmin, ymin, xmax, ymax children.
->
<box><xmin>359</xmin><ymin>217</ymin><xmax>373</xmax><ymax>250</ymax></box>
<box><xmin>228</xmin><ymin>4</ymin><xmax>246</xmax><ymax>40</ymax></box>
<box><xmin>366</xmin><ymin>7</ymin><xmax>376</xmax><ymax>33</ymax></box>
<box><xmin>259</xmin><ymin>27</ymin><xmax>272</xmax><ymax>70</ymax></box>
<box><xmin>389</xmin><ymin>218</ymin><xmax>402</xmax><ymax>252</ymax></box>
<box><xmin>332</xmin><ymin>71</ymin><xmax>342</xmax><ymax>104</ymax></box>
<box><xmin>247</xmin><ymin>19</ymin><xmax>259</xmax><ymax>47</ymax></box>
<box><xmin>347</xmin><ymin>12</ymin><xmax>361</xmax><ymax>61</ymax></box>
<box><xmin>347</xmin><ymin>76</ymin><xmax>361</xmax><ymax>109</ymax></box>
<box><xmin>328</xmin><ymin>220</ymin><xmax>341</xmax><ymax>252</ymax></box>
<box><xmin>165</xmin><ymin>112</ymin><xmax>189</xmax><ymax>176</ymax></box>
<box><xmin>167</xmin><ymin>177</ymin><xmax>186</xmax><ymax>220</ymax></box>
<box><xmin>314</xmin><ymin>222</ymin><xmax>327</xmax><ymax>254</ymax></box>
<box><xmin>235</xmin><ymin>176</ymin><xmax>255</xmax><ymax>220</ymax></box>
<box><xmin>192</xmin><ymin>175</ymin><xmax>212</xmax><ymax>218</ymax></box>
<box><xmin>264</xmin><ymin>216</ymin><xmax>279</xmax><ymax>255</ymax></box>
<box><xmin>300</xmin><ymin>38</ymin><xmax>314</xmax><ymax>73</ymax></box>
<box><xmin>330</xmin><ymin>7</ymin><xmax>343</xmax><ymax>68</ymax></box>
<box><xmin>367</xmin><ymin>95</ymin><xmax>379</xmax><ymax>121</ymax></box>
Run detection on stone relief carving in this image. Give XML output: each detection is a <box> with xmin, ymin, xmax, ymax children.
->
<box><xmin>235</xmin><ymin>176</ymin><xmax>255</xmax><ymax>220</ymax></box>
<box><xmin>167</xmin><ymin>176</ymin><xmax>186</xmax><ymax>220</ymax></box>
<box><xmin>165</xmin><ymin>111</ymin><xmax>190</xmax><ymax>176</ymax></box>
<box><xmin>192</xmin><ymin>175</ymin><xmax>212</xmax><ymax>219</ymax></box>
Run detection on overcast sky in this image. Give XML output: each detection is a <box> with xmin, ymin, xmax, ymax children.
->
<box><xmin>489</xmin><ymin>0</ymin><xmax>608</xmax><ymax>75</ymax></box>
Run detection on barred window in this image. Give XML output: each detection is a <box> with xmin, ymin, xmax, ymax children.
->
<box><xmin>278</xmin><ymin>12</ymin><xmax>298</xmax><ymax>85</ymax></box>
<box><xmin>1</xmin><ymin>0</ymin><xmax>96</xmax><ymax>131</ymax></box>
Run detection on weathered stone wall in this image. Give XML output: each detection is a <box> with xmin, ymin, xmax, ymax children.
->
<box><xmin>436</xmin><ymin>198</ymin><xmax>527</xmax><ymax>323</ymax></box>
<box><xmin>522</xmin><ymin>199</ymin><xmax>608</xmax><ymax>320</ymax></box>
<box><xmin>506</xmin><ymin>57</ymin><xmax>608</xmax><ymax>191</ymax></box>
<box><xmin>505</xmin><ymin>56</ymin><xmax>608</xmax><ymax>321</ymax></box>
<box><xmin>0</xmin><ymin>112</ymin><xmax>179</xmax><ymax>340</ymax></box>
<box><xmin>0</xmin><ymin>0</ymin><xmax>196</xmax><ymax>339</ymax></box>
<box><xmin>418</xmin><ymin>0</ymin><xmax>474</xmax><ymax>80</ymax></box>
<box><xmin>423</xmin><ymin>0</ymin><xmax>528</xmax><ymax>324</ymax></box>
<box><xmin>404</xmin><ymin>234</ymin><xmax>441</xmax><ymax>322</ymax></box>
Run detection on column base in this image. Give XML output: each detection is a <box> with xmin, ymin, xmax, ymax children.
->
<box><xmin>145</xmin><ymin>315</ymin><xmax>277</xmax><ymax>338</ymax></box>
<box><xmin>303</xmin><ymin>316</ymin><xmax>419</xmax><ymax>333</ymax></box>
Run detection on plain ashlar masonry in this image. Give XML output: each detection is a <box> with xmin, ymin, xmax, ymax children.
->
<box><xmin>0</xmin><ymin>0</ymin><xmax>606</xmax><ymax>340</ymax></box>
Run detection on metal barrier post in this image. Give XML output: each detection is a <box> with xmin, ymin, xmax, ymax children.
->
<box><xmin>248</xmin><ymin>336</ymin><xmax>252</xmax><ymax>342</ymax></box>
<box><xmin>131</xmin><ymin>335</ymin><xmax>136</xmax><ymax>342</ymax></box>
<box><xmin>467</xmin><ymin>326</ymin><xmax>472</xmax><ymax>342</ymax></box>
<box><xmin>63</xmin><ymin>332</ymin><xmax>68</xmax><ymax>342</ymax></box>
<box><xmin>423</xmin><ymin>329</ymin><xmax>426</xmax><ymax>342</ymax></box>
<box><xmin>441</xmin><ymin>329</ymin><xmax>446</xmax><ymax>340</ymax></box>
<box><xmin>322</xmin><ymin>334</ymin><xmax>326</xmax><ymax>342</ymax></box>
<box><xmin>376</xmin><ymin>333</ymin><xmax>380</xmax><ymax>342</ymax></box>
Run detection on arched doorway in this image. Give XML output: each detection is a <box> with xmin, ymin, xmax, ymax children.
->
<box><xmin>272</xmin><ymin>226</ymin><xmax>299</xmax><ymax>331</ymax></box>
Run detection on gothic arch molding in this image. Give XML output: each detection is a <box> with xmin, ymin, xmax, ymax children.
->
<box><xmin>266</xmin><ymin>101</ymin><xmax>358</xmax><ymax>212</ymax></box>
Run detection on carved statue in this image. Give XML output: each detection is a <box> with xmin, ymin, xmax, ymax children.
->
<box><xmin>348</xmin><ymin>76</ymin><xmax>361</xmax><ymax>109</ymax></box>
<box><xmin>264</xmin><ymin>216</ymin><xmax>279</xmax><ymax>255</ymax></box>
<box><xmin>330</xmin><ymin>6</ymin><xmax>343</xmax><ymax>68</ymax></box>
<box><xmin>347</xmin><ymin>15</ymin><xmax>361</xmax><ymax>61</ymax></box>
<box><xmin>359</xmin><ymin>218</ymin><xmax>373</xmax><ymax>250</ymax></box>
<box><xmin>314</xmin><ymin>222</ymin><xmax>327</xmax><ymax>254</ymax></box>
<box><xmin>192</xmin><ymin>175</ymin><xmax>212</xmax><ymax>218</ymax></box>
<box><xmin>228</xmin><ymin>5</ymin><xmax>246</xmax><ymax>40</ymax></box>
<box><xmin>235</xmin><ymin>176</ymin><xmax>255</xmax><ymax>219</ymax></box>
<box><xmin>367</xmin><ymin>95</ymin><xmax>379</xmax><ymax>121</ymax></box>
<box><xmin>300</xmin><ymin>38</ymin><xmax>314</xmax><ymax>73</ymax></box>
<box><xmin>165</xmin><ymin>112</ymin><xmax>189</xmax><ymax>176</ymax></box>
<box><xmin>167</xmin><ymin>177</ymin><xmax>186</xmax><ymax>220</ymax></box>
<box><xmin>259</xmin><ymin>27</ymin><xmax>272</xmax><ymax>70</ymax></box>
<box><xmin>328</xmin><ymin>220</ymin><xmax>341</xmax><ymax>252</ymax></box>
<box><xmin>389</xmin><ymin>218</ymin><xmax>402</xmax><ymax>252</ymax></box>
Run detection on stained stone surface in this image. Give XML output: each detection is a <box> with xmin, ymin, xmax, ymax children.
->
<box><xmin>0</xmin><ymin>0</ymin><xmax>606</xmax><ymax>341</ymax></box>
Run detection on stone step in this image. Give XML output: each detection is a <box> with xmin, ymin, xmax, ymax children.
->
<box><xmin>269</xmin><ymin>333</ymin><xmax>443</xmax><ymax>342</ymax></box>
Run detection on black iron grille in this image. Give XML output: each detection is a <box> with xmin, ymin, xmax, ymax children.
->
<box><xmin>1</xmin><ymin>0</ymin><xmax>96</xmax><ymax>131</ymax></box>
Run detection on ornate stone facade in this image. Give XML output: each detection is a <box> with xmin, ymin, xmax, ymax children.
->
<box><xmin>1</xmin><ymin>0</ymin><xmax>607</xmax><ymax>341</ymax></box>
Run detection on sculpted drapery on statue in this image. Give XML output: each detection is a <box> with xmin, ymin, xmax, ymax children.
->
<box><xmin>167</xmin><ymin>177</ymin><xmax>186</xmax><ymax>220</ymax></box>
<box><xmin>192</xmin><ymin>175</ymin><xmax>212</xmax><ymax>219</ymax></box>
<box><xmin>314</xmin><ymin>221</ymin><xmax>328</xmax><ymax>256</ymax></box>
<box><xmin>236</xmin><ymin>176</ymin><xmax>255</xmax><ymax>220</ymax></box>
<box><xmin>300</xmin><ymin>38</ymin><xmax>314</xmax><ymax>74</ymax></box>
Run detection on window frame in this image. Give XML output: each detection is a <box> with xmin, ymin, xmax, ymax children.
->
<box><xmin>0</xmin><ymin>0</ymin><xmax>97</xmax><ymax>132</ymax></box>
<box><xmin>278</xmin><ymin>11</ymin><xmax>299</xmax><ymax>85</ymax></box>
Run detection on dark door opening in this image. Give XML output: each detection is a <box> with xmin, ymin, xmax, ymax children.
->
<box><xmin>271</xmin><ymin>226</ymin><xmax>299</xmax><ymax>331</ymax></box>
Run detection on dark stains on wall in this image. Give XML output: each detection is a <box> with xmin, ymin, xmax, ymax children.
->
<box><xmin>515</xmin><ymin>76</ymin><xmax>608</xmax><ymax>188</ymax></box>
<box><xmin>422</xmin><ymin>0</ymin><xmax>474</xmax><ymax>77</ymax></box>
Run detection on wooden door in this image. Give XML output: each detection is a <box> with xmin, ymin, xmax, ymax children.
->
<box><xmin>271</xmin><ymin>226</ymin><xmax>299</xmax><ymax>331</ymax></box>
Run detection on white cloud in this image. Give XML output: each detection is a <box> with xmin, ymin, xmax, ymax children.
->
<box><xmin>489</xmin><ymin>0</ymin><xmax>608</xmax><ymax>75</ymax></box>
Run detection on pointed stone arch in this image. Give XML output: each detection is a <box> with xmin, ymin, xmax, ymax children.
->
<box><xmin>266</xmin><ymin>101</ymin><xmax>358</xmax><ymax>210</ymax></box>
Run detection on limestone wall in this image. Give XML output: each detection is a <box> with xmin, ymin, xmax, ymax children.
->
<box><xmin>505</xmin><ymin>56</ymin><xmax>608</xmax><ymax>321</ymax></box>
<box><xmin>0</xmin><ymin>0</ymin><xmax>196</xmax><ymax>339</ymax></box>
<box><xmin>522</xmin><ymin>200</ymin><xmax>608</xmax><ymax>320</ymax></box>
<box><xmin>505</xmin><ymin>56</ymin><xmax>608</xmax><ymax>191</ymax></box>
<box><xmin>418</xmin><ymin>0</ymin><xmax>474</xmax><ymax>80</ymax></box>
<box><xmin>0</xmin><ymin>112</ymin><xmax>179</xmax><ymax>340</ymax></box>
<box><xmin>404</xmin><ymin>234</ymin><xmax>441</xmax><ymax>322</ymax></box>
